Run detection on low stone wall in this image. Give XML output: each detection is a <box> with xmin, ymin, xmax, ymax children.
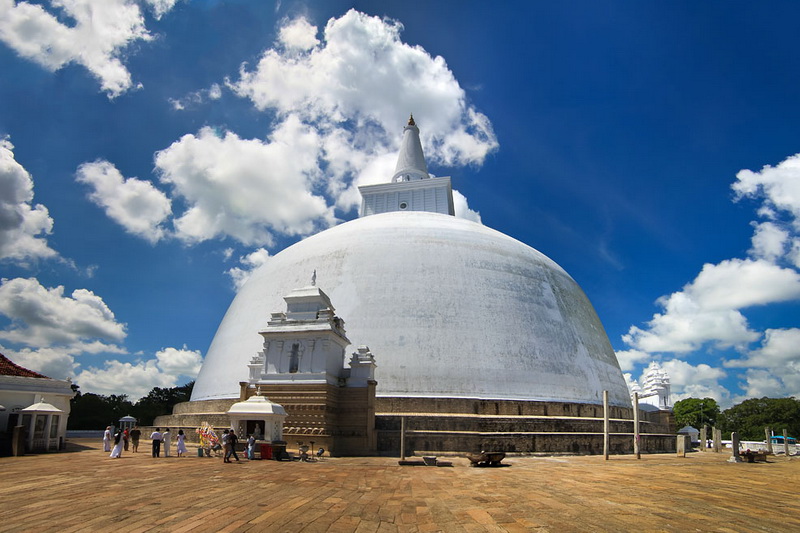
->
<box><xmin>375</xmin><ymin>413</ymin><xmax>675</xmax><ymax>455</ymax></box>
<box><xmin>152</xmin><ymin>396</ymin><xmax>676</xmax><ymax>455</ymax></box>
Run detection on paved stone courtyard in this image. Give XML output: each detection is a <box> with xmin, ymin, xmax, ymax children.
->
<box><xmin>0</xmin><ymin>439</ymin><xmax>798</xmax><ymax>532</ymax></box>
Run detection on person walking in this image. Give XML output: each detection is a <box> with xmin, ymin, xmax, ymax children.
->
<box><xmin>150</xmin><ymin>428</ymin><xmax>163</xmax><ymax>457</ymax></box>
<box><xmin>221</xmin><ymin>429</ymin><xmax>230</xmax><ymax>463</ymax></box>
<box><xmin>129</xmin><ymin>426</ymin><xmax>141</xmax><ymax>453</ymax></box>
<box><xmin>226</xmin><ymin>429</ymin><xmax>241</xmax><ymax>463</ymax></box>
<box><xmin>162</xmin><ymin>428</ymin><xmax>171</xmax><ymax>457</ymax></box>
<box><xmin>176</xmin><ymin>429</ymin><xmax>187</xmax><ymax>457</ymax></box>
<box><xmin>103</xmin><ymin>426</ymin><xmax>112</xmax><ymax>452</ymax></box>
<box><xmin>123</xmin><ymin>428</ymin><xmax>129</xmax><ymax>451</ymax></box>
<box><xmin>110</xmin><ymin>429</ymin><xmax>123</xmax><ymax>458</ymax></box>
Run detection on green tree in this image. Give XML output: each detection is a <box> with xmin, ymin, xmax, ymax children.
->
<box><xmin>68</xmin><ymin>387</ymin><xmax>134</xmax><ymax>430</ymax></box>
<box><xmin>718</xmin><ymin>397</ymin><xmax>800</xmax><ymax>441</ymax></box>
<box><xmin>672</xmin><ymin>397</ymin><xmax>720</xmax><ymax>430</ymax></box>
<box><xmin>130</xmin><ymin>381</ymin><xmax>194</xmax><ymax>425</ymax></box>
<box><xmin>68</xmin><ymin>382</ymin><xmax>194</xmax><ymax>428</ymax></box>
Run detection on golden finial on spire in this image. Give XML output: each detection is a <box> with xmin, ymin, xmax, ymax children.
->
<box><xmin>408</xmin><ymin>114</ymin><xmax>415</xmax><ymax>126</ymax></box>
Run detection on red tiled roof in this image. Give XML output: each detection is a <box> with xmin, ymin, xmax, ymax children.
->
<box><xmin>0</xmin><ymin>353</ymin><xmax>49</xmax><ymax>378</ymax></box>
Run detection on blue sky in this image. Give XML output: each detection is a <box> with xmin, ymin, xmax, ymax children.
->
<box><xmin>1</xmin><ymin>1</ymin><xmax>799</xmax><ymax>406</ymax></box>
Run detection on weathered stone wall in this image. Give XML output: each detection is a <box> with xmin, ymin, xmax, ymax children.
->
<box><xmin>156</xmin><ymin>395</ymin><xmax>675</xmax><ymax>455</ymax></box>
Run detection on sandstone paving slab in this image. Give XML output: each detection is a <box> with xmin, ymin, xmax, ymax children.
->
<box><xmin>0</xmin><ymin>439</ymin><xmax>798</xmax><ymax>532</ymax></box>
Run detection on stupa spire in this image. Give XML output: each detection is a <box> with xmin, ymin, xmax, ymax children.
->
<box><xmin>392</xmin><ymin>114</ymin><xmax>430</xmax><ymax>182</ymax></box>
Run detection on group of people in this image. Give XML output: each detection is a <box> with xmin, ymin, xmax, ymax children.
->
<box><xmin>104</xmin><ymin>425</ymin><xmax>258</xmax><ymax>461</ymax></box>
<box><xmin>147</xmin><ymin>428</ymin><xmax>188</xmax><ymax>458</ymax></box>
<box><xmin>104</xmin><ymin>426</ymin><xmax>143</xmax><ymax>458</ymax></box>
<box><xmin>104</xmin><ymin>426</ymin><xmax>187</xmax><ymax>458</ymax></box>
<box><xmin>222</xmin><ymin>429</ymin><xmax>260</xmax><ymax>462</ymax></box>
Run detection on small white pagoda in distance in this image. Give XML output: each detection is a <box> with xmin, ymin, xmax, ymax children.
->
<box><xmin>630</xmin><ymin>361</ymin><xmax>672</xmax><ymax>411</ymax></box>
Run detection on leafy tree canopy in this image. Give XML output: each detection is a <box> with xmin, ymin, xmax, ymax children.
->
<box><xmin>68</xmin><ymin>381</ymin><xmax>194</xmax><ymax>429</ymax></box>
<box><xmin>672</xmin><ymin>397</ymin><xmax>720</xmax><ymax>430</ymax></box>
<box><xmin>718</xmin><ymin>397</ymin><xmax>800</xmax><ymax>441</ymax></box>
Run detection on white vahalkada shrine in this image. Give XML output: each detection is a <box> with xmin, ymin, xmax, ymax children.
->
<box><xmin>156</xmin><ymin>116</ymin><xmax>675</xmax><ymax>455</ymax></box>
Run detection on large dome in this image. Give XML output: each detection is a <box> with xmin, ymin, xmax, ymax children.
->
<box><xmin>192</xmin><ymin>211</ymin><xmax>631</xmax><ymax>408</ymax></box>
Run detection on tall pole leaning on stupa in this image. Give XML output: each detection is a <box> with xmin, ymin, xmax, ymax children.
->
<box><xmin>633</xmin><ymin>392</ymin><xmax>640</xmax><ymax>459</ymax></box>
<box><xmin>603</xmin><ymin>390</ymin><xmax>609</xmax><ymax>460</ymax></box>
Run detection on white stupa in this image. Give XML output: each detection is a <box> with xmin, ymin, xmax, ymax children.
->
<box><xmin>192</xmin><ymin>116</ymin><xmax>631</xmax><ymax>410</ymax></box>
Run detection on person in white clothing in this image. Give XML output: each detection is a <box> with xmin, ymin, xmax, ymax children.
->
<box><xmin>176</xmin><ymin>429</ymin><xmax>187</xmax><ymax>457</ymax></box>
<box><xmin>110</xmin><ymin>429</ymin><xmax>123</xmax><ymax>458</ymax></box>
<box><xmin>103</xmin><ymin>426</ymin><xmax>112</xmax><ymax>452</ymax></box>
<box><xmin>162</xmin><ymin>428</ymin><xmax>171</xmax><ymax>457</ymax></box>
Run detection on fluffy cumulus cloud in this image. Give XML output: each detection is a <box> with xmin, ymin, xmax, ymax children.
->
<box><xmin>76</xmin><ymin>160</ymin><xmax>172</xmax><ymax>243</ymax></box>
<box><xmin>73</xmin><ymin>345</ymin><xmax>202</xmax><ymax>400</ymax></box>
<box><xmin>0</xmin><ymin>138</ymin><xmax>58</xmax><ymax>263</ymax></box>
<box><xmin>226</xmin><ymin>248</ymin><xmax>271</xmax><ymax>290</ymax></box>
<box><xmin>615</xmin><ymin>349</ymin><xmax>651</xmax><ymax>372</ymax></box>
<box><xmin>0</xmin><ymin>276</ymin><xmax>201</xmax><ymax>398</ymax></box>
<box><xmin>0</xmin><ymin>345</ymin><xmax>78</xmax><ymax>380</ymax></box>
<box><xmin>661</xmin><ymin>359</ymin><xmax>730</xmax><ymax>403</ymax></box>
<box><xmin>622</xmin><ymin>153</ymin><xmax>800</xmax><ymax>404</ymax></box>
<box><xmin>0</xmin><ymin>0</ymin><xmax>178</xmax><ymax>97</ymax></box>
<box><xmin>229</xmin><ymin>10</ymin><xmax>498</xmax><ymax>212</ymax></box>
<box><xmin>75</xmin><ymin>10</ymin><xmax>496</xmax><ymax>248</ymax></box>
<box><xmin>155</xmin><ymin>118</ymin><xmax>336</xmax><ymax>245</ymax></box>
<box><xmin>0</xmin><ymin>277</ymin><xmax>126</xmax><ymax>348</ymax></box>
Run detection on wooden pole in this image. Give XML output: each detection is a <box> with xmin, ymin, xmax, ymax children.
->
<box><xmin>400</xmin><ymin>416</ymin><xmax>406</xmax><ymax>460</ymax></box>
<box><xmin>603</xmin><ymin>390</ymin><xmax>609</xmax><ymax>460</ymax></box>
<box><xmin>633</xmin><ymin>392</ymin><xmax>640</xmax><ymax>459</ymax></box>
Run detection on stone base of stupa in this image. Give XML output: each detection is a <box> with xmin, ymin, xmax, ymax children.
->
<box><xmin>154</xmin><ymin>395</ymin><xmax>675</xmax><ymax>456</ymax></box>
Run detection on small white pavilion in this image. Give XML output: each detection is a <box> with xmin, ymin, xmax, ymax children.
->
<box><xmin>1</xmin><ymin>353</ymin><xmax>74</xmax><ymax>454</ymax></box>
<box><xmin>19</xmin><ymin>399</ymin><xmax>64</xmax><ymax>452</ymax></box>
<box><xmin>226</xmin><ymin>392</ymin><xmax>287</xmax><ymax>442</ymax></box>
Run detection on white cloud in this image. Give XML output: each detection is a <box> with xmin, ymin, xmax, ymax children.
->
<box><xmin>734</xmin><ymin>369</ymin><xmax>790</xmax><ymax>401</ymax></box>
<box><xmin>734</xmin><ymin>153</ymin><xmax>800</xmax><ymax>229</ymax></box>
<box><xmin>226</xmin><ymin>248</ymin><xmax>271</xmax><ymax>290</ymax></box>
<box><xmin>660</xmin><ymin>359</ymin><xmax>730</xmax><ymax>404</ymax></box>
<box><xmin>621</xmin><ymin>152</ymin><xmax>800</xmax><ymax>403</ymax></box>
<box><xmin>155</xmin><ymin>118</ymin><xmax>336</xmax><ymax>245</ymax></box>
<box><xmin>144</xmin><ymin>0</ymin><xmax>179</xmax><ymax>20</ymax></box>
<box><xmin>155</xmin><ymin>345</ymin><xmax>203</xmax><ymax>376</ymax></box>
<box><xmin>0</xmin><ymin>0</ymin><xmax>178</xmax><ymax>98</ymax></box>
<box><xmin>76</xmin><ymin>160</ymin><xmax>172</xmax><ymax>243</ymax></box>
<box><xmin>169</xmin><ymin>83</ymin><xmax>223</xmax><ymax>110</ymax></box>
<box><xmin>277</xmin><ymin>16</ymin><xmax>318</xmax><ymax>51</ymax></box>
<box><xmin>0</xmin><ymin>138</ymin><xmax>58</xmax><ymax>264</ymax></box>
<box><xmin>0</xmin><ymin>345</ymin><xmax>77</xmax><ymax>380</ymax></box>
<box><xmin>615</xmin><ymin>349</ymin><xmax>651</xmax><ymax>372</ymax></box>
<box><xmin>749</xmin><ymin>221</ymin><xmax>788</xmax><ymax>262</ymax></box>
<box><xmin>726</xmin><ymin>328</ymin><xmax>800</xmax><ymax>369</ymax></box>
<box><xmin>73</xmin><ymin>345</ymin><xmax>202</xmax><ymax>400</ymax></box>
<box><xmin>229</xmin><ymin>10</ymin><xmax>498</xmax><ymax>212</ymax></box>
<box><xmin>453</xmin><ymin>189</ymin><xmax>481</xmax><ymax>223</ymax></box>
<box><xmin>623</xmin><ymin>259</ymin><xmax>800</xmax><ymax>353</ymax></box>
<box><xmin>0</xmin><ymin>277</ymin><xmax>126</xmax><ymax>348</ymax></box>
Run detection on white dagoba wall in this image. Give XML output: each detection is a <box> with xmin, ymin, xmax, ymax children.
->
<box><xmin>193</xmin><ymin>211</ymin><xmax>631</xmax><ymax>407</ymax></box>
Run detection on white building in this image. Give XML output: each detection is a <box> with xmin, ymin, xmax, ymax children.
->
<box><xmin>1</xmin><ymin>353</ymin><xmax>74</xmax><ymax>453</ymax></box>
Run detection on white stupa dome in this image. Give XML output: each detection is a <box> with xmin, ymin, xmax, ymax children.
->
<box><xmin>192</xmin><ymin>116</ymin><xmax>630</xmax><ymax>410</ymax></box>
<box><xmin>192</xmin><ymin>210</ymin><xmax>631</xmax><ymax>407</ymax></box>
